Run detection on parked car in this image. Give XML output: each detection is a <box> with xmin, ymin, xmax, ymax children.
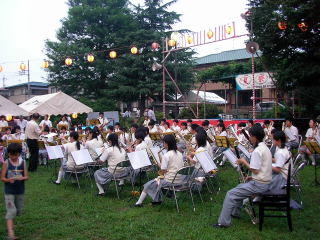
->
<box><xmin>256</xmin><ymin>101</ymin><xmax>285</xmax><ymax>112</ymax></box>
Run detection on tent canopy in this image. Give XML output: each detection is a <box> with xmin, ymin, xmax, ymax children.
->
<box><xmin>19</xmin><ymin>91</ymin><xmax>93</xmax><ymax>115</ymax></box>
<box><xmin>0</xmin><ymin>95</ymin><xmax>29</xmax><ymax>116</ymax></box>
<box><xmin>189</xmin><ymin>90</ymin><xmax>227</xmax><ymax>104</ymax></box>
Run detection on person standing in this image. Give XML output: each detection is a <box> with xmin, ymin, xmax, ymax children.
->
<box><xmin>39</xmin><ymin>114</ymin><xmax>52</xmax><ymax>130</ymax></box>
<box><xmin>25</xmin><ymin>113</ymin><xmax>42</xmax><ymax>172</ymax></box>
<box><xmin>15</xmin><ymin>116</ymin><xmax>28</xmax><ymax>133</ymax></box>
<box><xmin>147</xmin><ymin>107</ymin><xmax>156</xmax><ymax>122</ymax></box>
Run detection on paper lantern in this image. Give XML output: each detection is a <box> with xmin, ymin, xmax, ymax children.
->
<box><xmin>65</xmin><ymin>57</ymin><xmax>72</xmax><ymax>66</ymax></box>
<box><xmin>109</xmin><ymin>51</ymin><xmax>117</xmax><ymax>59</ymax></box>
<box><xmin>42</xmin><ymin>60</ymin><xmax>49</xmax><ymax>68</ymax></box>
<box><xmin>226</xmin><ymin>25</ymin><xmax>233</xmax><ymax>35</ymax></box>
<box><xmin>277</xmin><ymin>22</ymin><xmax>287</xmax><ymax>30</ymax></box>
<box><xmin>168</xmin><ymin>39</ymin><xmax>176</xmax><ymax>47</ymax></box>
<box><xmin>6</xmin><ymin>114</ymin><xmax>12</xmax><ymax>121</ymax></box>
<box><xmin>19</xmin><ymin>63</ymin><xmax>26</xmax><ymax>71</ymax></box>
<box><xmin>71</xmin><ymin>113</ymin><xmax>78</xmax><ymax>119</ymax></box>
<box><xmin>0</xmin><ymin>65</ymin><xmax>3</xmax><ymax>72</ymax></box>
<box><xmin>151</xmin><ymin>42</ymin><xmax>159</xmax><ymax>50</ymax></box>
<box><xmin>87</xmin><ymin>54</ymin><xmax>94</xmax><ymax>62</ymax></box>
<box><xmin>131</xmin><ymin>46</ymin><xmax>138</xmax><ymax>55</ymax></box>
<box><xmin>298</xmin><ymin>22</ymin><xmax>308</xmax><ymax>32</ymax></box>
<box><xmin>187</xmin><ymin>36</ymin><xmax>193</xmax><ymax>44</ymax></box>
<box><xmin>207</xmin><ymin>30</ymin><xmax>214</xmax><ymax>39</ymax></box>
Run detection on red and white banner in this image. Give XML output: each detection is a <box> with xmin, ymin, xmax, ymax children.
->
<box><xmin>236</xmin><ymin>72</ymin><xmax>275</xmax><ymax>90</ymax></box>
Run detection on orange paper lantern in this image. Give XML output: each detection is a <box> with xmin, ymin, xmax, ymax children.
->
<box><xmin>131</xmin><ymin>46</ymin><xmax>138</xmax><ymax>55</ymax></box>
<box><xmin>87</xmin><ymin>54</ymin><xmax>94</xmax><ymax>62</ymax></box>
<box><xmin>187</xmin><ymin>36</ymin><xmax>193</xmax><ymax>44</ymax></box>
<box><xmin>168</xmin><ymin>39</ymin><xmax>176</xmax><ymax>47</ymax></box>
<box><xmin>71</xmin><ymin>113</ymin><xmax>78</xmax><ymax>119</ymax></box>
<box><xmin>65</xmin><ymin>57</ymin><xmax>72</xmax><ymax>66</ymax></box>
<box><xmin>207</xmin><ymin>30</ymin><xmax>214</xmax><ymax>39</ymax></box>
<box><xmin>19</xmin><ymin>63</ymin><xmax>26</xmax><ymax>71</ymax></box>
<box><xmin>109</xmin><ymin>51</ymin><xmax>117</xmax><ymax>59</ymax></box>
<box><xmin>42</xmin><ymin>60</ymin><xmax>49</xmax><ymax>68</ymax></box>
<box><xmin>298</xmin><ymin>22</ymin><xmax>308</xmax><ymax>32</ymax></box>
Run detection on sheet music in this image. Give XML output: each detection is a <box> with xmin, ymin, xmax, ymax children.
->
<box><xmin>45</xmin><ymin>146</ymin><xmax>64</xmax><ymax>159</ymax></box>
<box><xmin>95</xmin><ymin>147</ymin><xmax>104</xmax><ymax>157</ymax></box>
<box><xmin>237</xmin><ymin>144</ymin><xmax>251</xmax><ymax>159</ymax></box>
<box><xmin>195</xmin><ymin>151</ymin><xmax>217</xmax><ymax>173</ymax></box>
<box><xmin>150</xmin><ymin>146</ymin><xmax>161</xmax><ymax>164</ymax></box>
<box><xmin>127</xmin><ymin>149</ymin><xmax>152</xmax><ymax>170</ymax></box>
<box><xmin>223</xmin><ymin>148</ymin><xmax>238</xmax><ymax>168</ymax></box>
<box><xmin>71</xmin><ymin>149</ymin><xmax>93</xmax><ymax>165</ymax></box>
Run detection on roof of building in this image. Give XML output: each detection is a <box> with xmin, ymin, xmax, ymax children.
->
<box><xmin>6</xmin><ymin>81</ymin><xmax>49</xmax><ymax>88</ymax></box>
<box><xmin>195</xmin><ymin>48</ymin><xmax>259</xmax><ymax>65</ymax></box>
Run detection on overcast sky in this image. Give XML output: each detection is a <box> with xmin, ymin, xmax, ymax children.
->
<box><xmin>0</xmin><ymin>0</ymin><xmax>248</xmax><ymax>87</ymax></box>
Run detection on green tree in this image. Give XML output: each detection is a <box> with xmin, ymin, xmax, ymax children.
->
<box><xmin>247</xmin><ymin>0</ymin><xmax>320</xmax><ymax>117</ymax></box>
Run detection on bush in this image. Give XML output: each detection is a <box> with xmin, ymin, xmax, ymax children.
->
<box><xmin>178</xmin><ymin>104</ymin><xmax>220</xmax><ymax>119</ymax></box>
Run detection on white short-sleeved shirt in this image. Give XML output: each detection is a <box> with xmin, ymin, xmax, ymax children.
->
<box><xmin>85</xmin><ymin>138</ymin><xmax>104</xmax><ymax>160</ymax></box>
<box><xmin>161</xmin><ymin>150</ymin><xmax>184</xmax><ymax>182</ymax></box>
<box><xmin>135</xmin><ymin>141</ymin><xmax>148</xmax><ymax>151</ymax></box>
<box><xmin>100</xmin><ymin>146</ymin><xmax>126</xmax><ymax>174</ymax></box>
<box><xmin>250</xmin><ymin>142</ymin><xmax>272</xmax><ymax>183</ymax></box>
<box><xmin>284</xmin><ymin>126</ymin><xmax>299</xmax><ymax>142</ymax></box>
<box><xmin>219</xmin><ymin>131</ymin><xmax>227</xmax><ymax>137</ymax></box>
<box><xmin>40</xmin><ymin>120</ymin><xmax>52</xmax><ymax>128</ymax></box>
<box><xmin>0</xmin><ymin>120</ymin><xmax>8</xmax><ymax>128</ymax></box>
<box><xmin>305</xmin><ymin>128</ymin><xmax>319</xmax><ymax>139</ymax></box>
<box><xmin>144</xmin><ymin>135</ymin><xmax>153</xmax><ymax>149</ymax></box>
<box><xmin>273</xmin><ymin>147</ymin><xmax>291</xmax><ymax>179</ymax></box>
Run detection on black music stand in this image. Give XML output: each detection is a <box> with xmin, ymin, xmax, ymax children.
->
<box><xmin>304</xmin><ymin>141</ymin><xmax>320</xmax><ymax>186</ymax></box>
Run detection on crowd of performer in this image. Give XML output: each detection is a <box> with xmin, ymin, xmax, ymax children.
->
<box><xmin>0</xmin><ymin>112</ymin><xmax>319</xmax><ymax>238</ymax></box>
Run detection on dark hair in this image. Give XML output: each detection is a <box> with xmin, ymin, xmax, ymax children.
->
<box><xmin>273</xmin><ymin>131</ymin><xmax>286</xmax><ymax>148</ymax></box>
<box><xmin>238</xmin><ymin>122</ymin><xmax>246</xmax><ymax>127</ymax></box>
<box><xmin>271</xmin><ymin>128</ymin><xmax>278</xmax><ymax>135</ymax></box>
<box><xmin>187</xmin><ymin>119</ymin><xmax>192</xmax><ymax>123</ymax></box>
<box><xmin>144</xmin><ymin>127</ymin><xmax>149</xmax><ymax>135</ymax></box>
<box><xmin>249</xmin><ymin>124</ymin><xmax>265</xmax><ymax>143</ymax></box>
<box><xmin>191</xmin><ymin>124</ymin><xmax>199</xmax><ymax>131</ymax></box>
<box><xmin>85</xmin><ymin>127</ymin><xmax>91</xmax><ymax>132</ymax></box>
<box><xmin>89</xmin><ymin>128</ymin><xmax>98</xmax><ymax>139</ymax></box>
<box><xmin>163</xmin><ymin>134</ymin><xmax>177</xmax><ymax>151</ymax></box>
<box><xmin>99</xmin><ymin>112</ymin><xmax>103</xmax><ymax>115</ymax></box>
<box><xmin>107</xmin><ymin>125</ymin><xmax>114</xmax><ymax>132</ymax></box>
<box><xmin>285</xmin><ymin>117</ymin><xmax>293</xmax><ymax>123</ymax></box>
<box><xmin>161</xmin><ymin>118</ymin><xmax>166</xmax><ymax>123</ymax></box>
<box><xmin>196</xmin><ymin>133</ymin><xmax>207</xmax><ymax>148</ymax></box>
<box><xmin>61</xmin><ymin>126</ymin><xmax>67</xmax><ymax>131</ymax></box>
<box><xmin>131</xmin><ymin>124</ymin><xmax>139</xmax><ymax>129</ymax></box>
<box><xmin>107</xmin><ymin>133</ymin><xmax>121</xmax><ymax>152</ymax></box>
<box><xmin>0</xmin><ymin>115</ymin><xmax>5</xmax><ymax>119</ymax></box>
<box><xmin>196</xmin><ymin>126</ymin><xmax>206</xmax><ymax>135</ymax></box>
<box><xmin>264</xmin><ymin>120</ymin><xmax>270</xmax><ymax>125</ymax></box>
<box><xmin>202</xmin><ymin>120</ymin><xmax>209</xmax><ymax>127</ymax></box>
<box><xmin>43</xmin><ymin>126</ymin><xmax>50</xmax><ymax>133</ymax></box>
<box><xmin>248</xmin><ymin>119</ymin><xmax>254</xmax><ymax>125</ymax></box>
<box><xmin>12</xmin><ymin>125</ymin><xmax>21</xmax><ymax>134</ymax></box>
<box><xmin>217</xmin><ymin>123</ymin><xmax>226</xmax><ymax>132</ymax></box>
<box><xmin>218</xmin><ymin>119</ymin><xmax>224</xmax><ymax>124</ymax></box>
<box><xmin>135</xmin><ymin>131</ymin><xmax>145</xmax><ymax>141</ymax></box>
<box><xmin>32</xmin><ymin>113</ymin><xmax>40</xmax><ymax>120</ymax></box>
<box><xmin>114</xmin><ymin>122</ymin><xmax>120</xmax><ymax>126</ymax></box>
<box><xmin>181</xmin><ymin>122</ymin><xmax>187</xmax><ymax>127</ymax></box>
<box><xmin>7</xmin><ymin>143</ymin><xmax>22</xmax><ymax>155</ymax></box>
<box><xmin>70</xmin><ymin>132</ymin><xmax>81</xmax><ymax>150</ymax></box>
<box><xmin>69</xmin><ymin>127</ymin><xmax>75</xmax><ymax>133</ymax></box>
<box><xmin>148</xmin><ymin>121</ymin><xmax>155</xmax><ymax>127</ymax></box>
<box><xmin>174</xmin><ymin>119</ymin><xmax>179</xmax><ymax>123</ymax></box>
<box><xmin>164</xmin><ymin>121</ymin><xmax>170</xmax><ymax>127</ymax></box>
<box><xmin>149</xmin><ymin>119</ymin><xmax>155</xmax><ymax>125</ymax></box>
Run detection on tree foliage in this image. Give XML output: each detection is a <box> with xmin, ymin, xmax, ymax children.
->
<box><xmin>247</xmin><ymin>0</ymin><xmax>320</xmax><ymax>117</ymax></box>
<box><xmin>45</xmin><ymin>0</ymin><xmax>195</xmax><ymax>111</ymax></box>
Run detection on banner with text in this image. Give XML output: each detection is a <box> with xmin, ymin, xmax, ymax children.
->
<box><xmin>236</xmin><ymin>72</ymin><xmax>275</xmax><ymax>90</ymax></box>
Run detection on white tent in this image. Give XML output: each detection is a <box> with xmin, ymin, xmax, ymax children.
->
<box><xmin>19</xmin><ymin>91</ymin><xmax>93</xmax><ymax>115</ymax></box>
<box><xmin>189</xmin><ymin>90</ymin><xmax>227</xmax><ymax>104</ymax></box>
<box><xmin>0</xmin><ymin>95</ymin><xmax>29</xmax><ymax>116</ymax></box>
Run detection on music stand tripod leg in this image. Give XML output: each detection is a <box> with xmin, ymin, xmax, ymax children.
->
<box><xmin>314</xmin><ymin>154</ymin><xmax>320</xmax><ymax>186</ymax></box>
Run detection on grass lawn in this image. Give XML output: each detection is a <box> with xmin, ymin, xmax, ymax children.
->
<box><xmin>0</xmin><ymin>164</ymin><xmax>319</xmax><ymax>240</ymax></box>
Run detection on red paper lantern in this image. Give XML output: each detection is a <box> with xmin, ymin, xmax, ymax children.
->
<box><xmin>277</xmin><ymin>22</ymin><xmax>287</xmax><ymax>30</ymax></box>
<box><xmin>151</xmin><ymin>42</ymin><xmax>159</xmax><ymax>50</ymax></box>
<box><xmin>298</xmin><ymin>22</ymin><xmax>308</xmax><ymax>32</ymax></box>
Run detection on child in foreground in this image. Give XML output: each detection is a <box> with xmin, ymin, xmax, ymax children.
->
<box><xmin>1</xmin><ymin>143</ymin><xmax>28</xmax><ymax>240</ymax></box>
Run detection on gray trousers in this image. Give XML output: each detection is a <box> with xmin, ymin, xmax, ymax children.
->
<box><xmin>285</xmin><ymin>141</ymin><xmax>299</xmax><ymax>150</ymax></box>
<box><xmin>218</xmin><ymin>180</ymin><xmax>269</xmax><ymax>226</ymax></box>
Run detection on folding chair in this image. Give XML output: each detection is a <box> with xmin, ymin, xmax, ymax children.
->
<box><xmin>161</xmin><ymin>166</ymin><xmax>198</xmax><ymax>213</ymax></box>
<box><xmin>258</xmin><ymin>164</ymin><xmax>293</xmax><ymax>231</ymax></box>
<box><xmin>64</xmin><ymin>164</ymin><xmax>91</xmax><ymax>189</ymax></box>
<box><xmin>291</xmin><ymin>160</ymin><xmax>307</xmax><ymax>208</ymax></box>
<box><xmin>111</xmin><ymin>160</ymin><xmax>134</xmax><ymax>199</ymax></box>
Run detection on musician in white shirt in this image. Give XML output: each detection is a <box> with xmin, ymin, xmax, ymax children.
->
<box><xmin>143</xmin><ymin>116</ymin><xmax>150</xmax><ymax>127</ymax></box>
<box><xmin>94</xmin><ymin>133</ymin><xmax>129</xmax><ymax>196</ymax></box>
<box><xmin>163</xmin><ymin>122</ymin><xmax>173</xmax><ymax>133</ymax></box>
<box><xmin>213</xmin><ymin>125</ymin><xmax>272</xmax><ymax>228</ymax></box>
<box><xmin>284</xmin><ymin>118</ymin><xmax>299</xmax><ymax>150</ymax></box>
<box><xmin>98</xmin><ymin>112</ymin><xmax>109</xmax><ymax>129</ymax></box>
<box><xmin>39</xmin><ymin>114</ymin><xmax>52</xmax><ymax>129</ymax></box>
<box><xmin>14</xmin><ymin>116</ymin><xmax>28</xmax><ymax>132</ymax></box>
<box><xmin>268</xmin><ymin>131</ymin><xmax>291</xmax><ymax>194</ymax></box>
<box><xmin>299</xmin><ymin>119</ymin><xmax>318</xmax><ymax>165</ymax></box>
<box><xmin>114</xmin><ymin>122</ymin><xmax>121</xmax><ymax>132</ymax></box>
<box><xmin>1</xmin><ymin>128</ymin><xmax>12</xmax><ymax>141</ymax></box>
<box><xmin>171</xmin><ymin>119</ymin><xmax>180</xmax><ymax>132</ymax></box>
<box><xmin>0</xmin><ymin>115</ymin><xmax>8</xmax><ymax>128</ymax></box>
<box><xmin>58</xmin><ymin>116</ymin><xmax>70</xmax><ymax>129</ymax></box>
<box><xmin>148</xmin><ymin>121</ymin><xmax>158</xmax><ymax>133</ymax></box>
<box><xmin>134</xmin><ymin>135</ymin><xmax>184</xmax><ymax>206</ymax></box>
<box><xmin>217</xmin><ymin>123</ymin><xmax>227</xmax><ymax>137</ymax></box>
<box><xmin>84</xmin><ymin>129</ymin><xmax>104</xmax><ymax>161</ymax></box>
<box><xmin>187</xmin><ymin>119</ymin><xmax>193</xmax><ymax>132</ymax></box>
<box><xmin>180</xmin><ymin>122</ymin><xmax>190</xmax><ymax>136</ymax></box>
<box><xmin>10</xmin><ymin>126</ymin><xmax>25</xmax><ymax>140</ymax></box>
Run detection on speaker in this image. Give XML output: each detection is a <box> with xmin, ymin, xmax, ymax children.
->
<box><xmin>246</xmin><ymin>41</ymin><xmax>259</xmax><ymax>54</ymax></box>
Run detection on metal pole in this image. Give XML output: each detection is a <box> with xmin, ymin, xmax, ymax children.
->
<box><xmin>251</xmin><ymin>54</ymin><xmax>256</xmax><ymax>120</ymax></box>
<box><xmin>224</xmin><ymin>84</ymin><xmax>227</xmax><ymax>114</ymax></box>
<box><xmin>204</xmin><ymin>82</ymin><xmax>206</xmax><ymax>118</ymax></box>
<box><xmin>162</xmin><ymin>39</ymin><xmax>166</xmax><ymax>118</ymax></box>
<box><xmin>27</xmin><ymin>60</ymin><xmax>30</xmax><ymax>100</ymax></box>
<box><xmin>174</xmin><ymin>52</ymin><xmax>178</xmax><ymax>118</ymax></box>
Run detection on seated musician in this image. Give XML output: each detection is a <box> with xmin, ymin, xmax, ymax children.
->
<box><xmin>157</xmin><ymin>118</ymin><xmax>167</xmax><ymax>133</ymax></box>
<box><xmin>143</xmin><ymin>116</ymin><xmax>150</xmax><ymax>128</ymax></box>
<box><xmin>187</xmin><ymin>119</ymin><xmax>193</xmax><ymax>132</ymax></box>
<box><xmin>217</xmin><ymin>123</ymin><xmax>227</xmax><ymax>137</ymax></box>
<box><xmin>163</xmin><ymin>122</ymin><xmax>173</xmax><ymax>133</ymax></box>
<box><xmin>180</xmin><ymin>122</ymin><xmax>189</xmax><ymax>135</ymax></box>
<box><xmin>94</xmin><ymin>133</ymin><xmax>129</xmax><ymax>196</ymax></box>
<box><xmin>247</xmin><ymin>119</ymin><xmax>254</xmax><ymax>130</ymax></box>
<box><xmin>127</xmin><ymin>131</ymin><xmax>147</xmax><ymax>152</ymax></box>
<box><xmin>129</xmin><ymin>124</ymin><xmax>139</xmax><ymax>143</ymax></box>
<box><xmin>1</xmin><ymin>128</ymin><xmax>12</xmax><ymax>141</ymax></box>
<box><xmin>58</xmin><ymin>116</ymin><xmax>69</xmax><ymax>129</ymax></box>
<box><xmin>202</xmin><ymin>120</ymin><xmax>215</xmax><ymax>141</ymax></box>
<box><xmin>142</xmin><ymin>127</ymin><xmax>153</xmax><ymax>149</ymax></box>
<box><xmin>269</xmin><ymin>128</ymin><xmax>279</xmax><ymax>158</ymax></box>
<box><xmin>10</xmin><ymin>126</ymin><xmax>25</xmax><ymax>140</ymax></box>
<box><xmin>0</xmin><ymin>115</ymin><xmax>9</xmax><ymax>128</ymax></box>
<box><xmin>84</xmin><ymin>128</ymin><xmax>104</xmax><ymax>161</ymax></box>
<box><xmin>213</xmin><ymin>124</ymin><xmax>272</xmax><ymax>228</ymax></box>
<box><xmin>171</xmin><ymin>119</ymin><xmax>180</xmax><ymax>132</ymax></box>
<box><xmin>106</xmin><ymin>125</ymin><xmax>114</xmax><ymax>139</ymax></box>
<box><xmin>59</xmin><ymin>126</ymin><xmax>69</xmax><ymax>138</ymax></box>
<box><xmin>299</xmin><ymin>118</ymin><xmax>318</xmax><ymax>165</ymax></box>
<box><xmin>118</xmin><ymin>127</ymin><xmax>130</xmax><ymax>148</ymax></box>
<box><xmin>284</xmin><ymin>117</ymin><xmax>299</xmax><ymax>150</ymax></box>
<box><xmin>268</xmin><ymin>131</ymin><xmax>291</xmax><ymax>194</ymax></box>
<box><xmin>114</xmin><ymin>122</ymin><xmax>121</xmax><ymax>132</ymax></box>
<box><xmin>190</xmin><ymin>124</ymin><xmax>199</xmax><ymax>147</ymax></box>
<box><xmin>53</xmin><ymin>132</ymin><xmax>82</xmax><ymax>185</ymax></box>
<box><xmin>39</xmin><ymin>126</ymin><xmax>51</xmax><ymax>165</ymax></box>
<box><xmin>134</xmin><ymin>135</ymin><xmax>185</xmax><ymax>207</ymax></box>
<box><xmin>148</xmin><ymin>121</ymin><xmax>158</xmax><ymax>133</ymax></box>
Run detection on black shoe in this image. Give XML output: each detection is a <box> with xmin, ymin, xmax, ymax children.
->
<box><xmin>96</xmin><ymin>193</ymin><xmax>105</xmax><ymax>197</ymax></box>
<box><xmin>212</xmin><ymin>223</ymin><xmax>229</xmax><ymax>228</ymax></box>
<box><xmin>151</xmin><ymin>201</ymin><xmax>162</xmax><ymax>206</ymax></box>
<box><xmin>52</xmin><ymin>180</ymin><xmax>60</xmax><ymax>185</ymax></box>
